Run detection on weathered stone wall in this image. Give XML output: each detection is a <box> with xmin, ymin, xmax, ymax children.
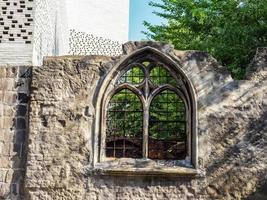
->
<box><xmin>0</xmin><ymin>66</ymin><xmax>31</xmax><ymax>199</ymax></box>
<box><xmin>23</xmin><ymin>42</ymin><xmax>267</xmax><ymax>200</ymax></box>
<box><xmin>246</xmin><ymin>47</ymin><xmax>267</xmax><ymax>81</ymax></box>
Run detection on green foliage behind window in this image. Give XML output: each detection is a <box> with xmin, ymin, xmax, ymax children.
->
<box><xmin>149</xmin><ymin>90</ymin><xmax>186</xmax><ymax>140</ymax></box>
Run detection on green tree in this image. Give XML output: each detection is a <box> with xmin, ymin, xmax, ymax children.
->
<box><xmin>144</xmin><ymin>0</ymin><xmax>267</xmax><ymax>79</ymax></box>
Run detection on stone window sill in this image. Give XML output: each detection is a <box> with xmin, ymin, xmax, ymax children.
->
<box><xmin>91</xmin><ymin>158</ymin><xmax>199</xmax><ymax>177</ymax></box>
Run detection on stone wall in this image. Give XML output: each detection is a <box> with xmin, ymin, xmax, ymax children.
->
<box><xmin>0</xmin><ymin>66</ymin><xmax>31</xmax><ymax>199</ymax></box>
<box><xmin>23</xmin><ymin>42</ymin><xmax>267</xmax><ymax>199</ymax></box>
<box><xmin>246</xmin><ymin>47</ymin><xmax>267</xmax><ymax>81</ymax></box>
<box><xmin>25</xmin><ymin>55</ymin><xmax>110</xmax><ymax>199</ymax></box>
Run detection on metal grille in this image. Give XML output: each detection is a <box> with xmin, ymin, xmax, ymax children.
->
<box><xmin>106</xmin><ymin>89</ymin><xmax>143</xmax><ymax>158</ymax></box>
<box><xmin>149</xmin><ymin>90</ymin><xmax>186</xmax><ymax>159</ymax></box>
<box><xmin>118</xmin><ymin>66</ymin><xmax>144</xmax><ymax>84</ymax></box>
<box><xmin>105</xmin><ymin>59</ymin><xmax>189</xmax><ymax>160</ymax></box>
<box><xmin>150</xmin><ymin>66</ymin><xmax>177</xmax><ymax>86</ymax></box>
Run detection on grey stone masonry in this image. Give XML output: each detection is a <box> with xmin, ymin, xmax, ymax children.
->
<box><xmin>0</xmin><ymin>66</ymin><xmax>31</xmax><ymax>199</ymax></box>
<box><xmin>0</xmin><ymin>42</ymin><xmax>266</xmax><ymax>200</ymax></box>
<box><xmin>246</xmin><ymin>47</ymin><xmax>267</xmax><ymax>81</ymax></box>
<box><xmin>24</xmin><ymin>42</ymin><xmax>267</xmax><ymax>200</ymax></box>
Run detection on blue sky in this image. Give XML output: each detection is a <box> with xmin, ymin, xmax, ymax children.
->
<box><xmin>129</xmin><ymin>0</ymin><xmax>166</xmax><ymax>41</ymax></box>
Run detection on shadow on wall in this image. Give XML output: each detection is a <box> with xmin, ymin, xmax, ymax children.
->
<box><xmin>20</xmin><ymin>44</ymin><xmax>266</xmax><ymax>199</ymax></box>
<box><xmin>87</xmin><ymin>77</ymin><xmax>267</xmax><ymax>199</ymax></box>
<box><xmin>244</xmin><ymin>111</ymin><xmax>267</xmax><ymax>200</ymax></box>
<box><xmin>200</xmin><ymin>73</ymin><xmax>267</xmax><ymax>199</ymax></box>
<box><xmin>12</xmin><ymin>67</ymin><xmax>32</xmax><ymax>199</ymax></box>
<box><xmin>173</xmin><ymin>49</ymin><xmax>266</xmax><ymax>198</ymax></box>
<box><xmin>84</xmin><ymin>47</ymin><xmax>267</xmax><ymax>199</ymax></box>
<box><xmin>2</xmin><ymin>67</ymin><xmax>32</xmax><ymax>199</ymax></box>
<box><xmin>246</xmin><ymin>179</ymin><xmax>267</xmax><ymax>200</ymax></box>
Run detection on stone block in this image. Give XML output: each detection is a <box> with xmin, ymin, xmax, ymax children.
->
<box><xmin>0</xmin><ymin>169</ymin><xmax>7</xmax><ymax>182</ymax></box>
<box><xmin>0</xmin><ymin>182</ymin><xmax>9</xmax><ymax>198</ymax></box>
<box><xmin>0</xmin><ymin>103</ymin><xmax>3</xmax><ymax>117</ymax></box>
<box><xmin>0</xmin><ymin>117</ymin><xmax>3</xmax><ymax>129</ymax></box>
<box><xmin>9</xmin><ymin>142</ymin><xmax>18</xmax><ymax>157</ymax></box>
<box><xmin>0</xmin><ymin>78</ymin><xmax>16</xmax><ymax>91</ymax></box>
<box><xmin>0</xmin><ymin>141</ymin><xmax>10</xmax><ymax>156</ymax></box>
<box><xmin>0</xmin><ymin>130</ymin><xmax>13</xmax><ymax>142</ymax></box>
<box><xmin>3</xmin><ymin>105</ymin><xmax>15</xmax><ymax>117</ymax></box>
<box><xmin>4</xmin><ymin>169</ymin><xmax>13</xmax><ymax>183</ymax></box>
<box><xmin>3</xmin><ymin>117</ymin><xmax>14</xmax><ymax>129</ymax></box>
<box><xmin>0</xmin><ymin>157</ymin><xmax>10</xmax><ymax>168</ymax></box>
<box><xmin>3</xmin><ymin>92</ymin><xmax>17</xmax><ymax>105</ymax></box>
<box><xmin>0</xmin><ymin>68</ymin><xmax>6</xmax><ymax>78</ymax></box>
<box><xmin>6</xmin><ymin>67</ymin><xmax>18</xmax><ymax>78</ymax></box>
<box><xmin>0</xmin><ymin>141</ymin><xmax>4</xmax><ymax>154</ymax></box>
<box><xmin>0</xmin><ymin>91</ymin><xmax>4</xmax><ymax>102</ymax></box>
<box><xmin>0</xmin><ymin>130</ymin><xmax>4</xmax><ymax>141</ymax></box>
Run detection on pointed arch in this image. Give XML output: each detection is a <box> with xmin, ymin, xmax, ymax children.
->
<box><xmin>93</xmin><ymin>47</ymin><xmax>198</xmax><ymax>168</ymax></box>
<box><xmin>106</xmin><ymin>88</ymin><xmax>143</xmax><ymax>158</ymax></box>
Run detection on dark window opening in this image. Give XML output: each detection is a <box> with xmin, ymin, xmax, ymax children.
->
<box><xmin>149</xmin><ymin>90</ymin><xmax>186</xmax><ymax>159</ymax></box>
<box><xmin>106</xmin><ymin>89</ymin><xmax>143</xmax><ymax>158</ymax></box>
<box><xmin>104</xmin><ymin>58</ymin><xmax>190</xmax><ymax>161</ymax></box>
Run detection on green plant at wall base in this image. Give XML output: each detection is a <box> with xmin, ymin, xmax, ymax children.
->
<box><xmin>143</xmin><ymin>0</ymin><xmax>267</xmax><ymax>79</ymax></box>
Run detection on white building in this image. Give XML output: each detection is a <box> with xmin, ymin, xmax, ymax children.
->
<box><xmin>66</xmin><ymin>0</ymin><xmax>129</xmax><ymax>43</ymax></box>
<box><xmin>67</xmin><ymin>0</ymin><xmax>129</xmax><ymax>56</ymax></box>
<box><xmin>0</xmin><ymin>0</ymin><xmax>68</xmax><ymax>66</ymax></box>
<box><xmin>0</xmin><ymin>0</ymin><xmax>130</xmax><ymax>66</ymax></box>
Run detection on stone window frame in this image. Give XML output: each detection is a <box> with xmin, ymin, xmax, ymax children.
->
<box><xmin>93</xmin><ymin>47</ymin><xmax>198</xmax><ymax>176</ymax></box>
<box><xmin>103</xmin><ymin>61</ymin><xmax>190</xmax><ymax>160</ymax></box>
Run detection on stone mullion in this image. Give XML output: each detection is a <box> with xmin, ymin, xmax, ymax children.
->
<box><xmin>142</xmin><ymin>76</ymin><xmax>150</xmax><ymax>158</ymax></box>
<box><xmin>142</xmin><ymin>103</ymin><xmax>149</xmax><ymax>158</ymax></box>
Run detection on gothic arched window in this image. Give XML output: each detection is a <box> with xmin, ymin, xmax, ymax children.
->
<box><xmin>99</xmin><ymin>52</ymin><xmax>196</xmax><ymax>164</ymax></box>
